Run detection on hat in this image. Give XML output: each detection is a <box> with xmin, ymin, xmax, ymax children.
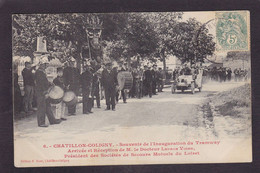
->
<box><xmin>40</xmin><ymin>56</ymin><xmax>49</xmax><ymax>64</ymax></box>
<box><xmin>90</xmin><ymin>59</ymin><xmax>96</xmax><ymax>66</ymax></box>
<box><xmin>25</xmin><ymin>61</ymin><xmax>31</xmax><ymax>66</ymax></box>
<box><xmin>84</xmin><ymin>59</ymin><xmax>91</xmax><ymax>66</ymax></box>
<box><xmin>68</xmin><ymin>57</ymin><xmax>76</xmax><ymax>62</ymax></box>
<box><xmin>105</xmin><ymin>62</ymin><xmax>112</xmax><ymax>66</ymax></box>
<box><xmin>103</xmin><ymin>56</ymin><xmax>112</xmax><ymax>66</ymax></box>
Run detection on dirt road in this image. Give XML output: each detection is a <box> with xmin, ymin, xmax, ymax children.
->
<box><xmin>14</xmin><ymin>81</ymin><xmax>247</xmax><ymax>142</ymax></box>
<box><xmin>14</xmin><ymin>81</ymin><xmax>252</xmax><ymax>166</ymax></box>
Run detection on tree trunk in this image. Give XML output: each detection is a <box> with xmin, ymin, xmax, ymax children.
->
<box><xmin>127</xmin><ymin>56</ymin><xmax>131</xmax><ymax>70</ymax></box>
<box><xmin>162</xmin><ymin>56</ymin><xmax>166</xmax><ymax>72</ymax></box>
<box><xmin>76</xmin><ymin>56</ymin><xmax>81</xmax><ymax>73</ymax></box>
<box><xmin>160</xmin><ymin>52</ymin><xmax>167</xmax><ymax>80</ymax></box>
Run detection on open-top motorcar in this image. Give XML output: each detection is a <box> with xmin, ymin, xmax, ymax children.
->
<box><xmin>171</xmin><ymin>69</ymin><xmax>203</xmax><ymax>94</ymax></box>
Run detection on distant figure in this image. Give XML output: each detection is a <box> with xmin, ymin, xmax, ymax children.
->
<box><xmin>14</xmin><ymin>65</ymin><xmax>22</xmax><ymax>114</ymax></box>
<box><xmin>180</xmin><ymin>65</ymin><xmax>191</xmax><ymax>75</ymax></box>
<box><xmin>227</xmin><ymin>68</ymin><xmax>232</xmax><ymax>81</ymax></box>
<box><xmin>234</xmin><ymin>68</ymin><xmax>240</xmax><ymax>82</ymax></box>
<box><xmin>151</xmin><ymin>64</ymin><xmax>158</xmax><ymax>95</ymax></box>
<box><xmin>101</xmin><ymin>62</ymin><xmax>118</xmax><ymax>111</ymax></box>
<box><xmin>243</xmin><ymin>69</ymin><xmax>248</xmax><ymax>81</ymax></box>
<box><xmin>90</xmin><ymin>60</ymin><xmax>102</xmax><ymax>109</ymax></box>
<box><xmin>157</xmin><ymin>67</ymin><xmax>164</xmax><ymax>92</ymax></box>
<box><xmin>81</xmin><ymin>64</ymin><xmax>94</xmax><ymax>114</ymax></box>
<box><xmin>63</xmin><ymin>57</ymin><xmax>80</xmax><ymax>115</ymax></box>
<box><xmin>116</xmin><ymin>61</ymin><xmax>127</xmax><ymax>103</ymax></box>
<box><xmin>22</xmin><ymin>61</ymin><xmax>35</xmax><ymax>113</ymax></box>
<box><xmin>172</xmin><ymin>68</ymin><xmax>180</xmax><ymax>81</ymax></box>
<box><xmin>92</xmin><ymin>72</ymin><xmax>101</xmax><ymax>108</ymax></box>
<box><xmin>53</xmin><ymin>67</ymin><xmax>66</xmax><ymax>121</ymax></box>
<box><xmin>143</xmin><ymin>65</ymin><xmax>153</xmax><ymax>98</ymax></box>
<box><xmin>136</xmin><ymin>66</ymin><xmax>143</xmax><ymax>99</ymax></box>
<box><xmin>35</xmin><ymin>61</ymin><xmax>61</xmax><ymax>127</ymax></box>
<box><xmin>129</xmin><ymin>67</ymin><xmax>137</xmax><ymax>98</ymax></box>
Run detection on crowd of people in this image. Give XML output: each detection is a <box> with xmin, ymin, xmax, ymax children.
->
<box><xmin>13</xmin><ymin>57</ymin><xmax>166</xmax><ymax>128</ymax></box>
<box><xmin>13</xmin><ymin>56</ymin><xmax>249</xmax><ymax>128</ymax></box>
<box><xmin>171</xmin><ymin>64</ymin><xmax>249</xmax><ymax>83</ymax></box>
<box><xmin>202</xmin><ymin>67</ymin><xmax>249</xmax><ymax>82</ymax></box>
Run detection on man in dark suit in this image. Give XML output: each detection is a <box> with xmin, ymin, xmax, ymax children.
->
<box><xmin>143</xmin><ymin>65</ymin><xmax>153</xmax><ymax>98</ymax></box>
<box><xmin>116</xmin><ymin>61</ymin><xmax>127</xmax><ymax>103</ymax></box>
<box><xmin>35</xmin><ymin>61</ymin><xmax>61</xmax><ymax>127</ymax></box>
<box><xmin>227</xmin><ymin>68</ymin><xmax>232</xmax><ymax>81</ymax></box>
<box><xmin>90</xmin><ymin>60</ymin><xmax>101</xmax><ymax>108</ymax></box>
<box><xmin>151</xmin><ymin>64</ymin><xmax>158</xmax><ymax>95</ymax></box>
<box><xmin>92</xmin><ymin>73</ymin><xmax>101</xmax><ymax>108</ymax></box>
<box><xmin>22</xmin><ymin>61</ymin><xmax>35</xmax><ymax>113</ymax></box>
<box><xmin>81</xmin><ymin>64</ymin><xmax>93</xmax><ymax>114</ymax></box>
<box><xmin>53</xmin><ymin>67</ymin><xmax>67</xmax><ymax>121</ymax></box>
<box><xmin>157</xmin><ymin>67</ymin><xmax>164</xmax><ymax>92</ymax></box>
<box><xmin>14</xmin><ymin>64</ymin><xmax>22</xmax><ymax>115</ymax></box>
<box><xmin>63</xmin><ymin>57</ymin><xmax>80</xmax><ymax>115</ymax></box>
<box><xmin>101</xmin><ymin>62</ymin><xmax>118</xmax><ymax>111</ymax></box>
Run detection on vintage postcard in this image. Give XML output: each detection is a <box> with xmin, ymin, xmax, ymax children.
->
<box><xmin>13</xmin><ymin>11</ymin><xmax>251</xmax><ymax>167</ymax></box>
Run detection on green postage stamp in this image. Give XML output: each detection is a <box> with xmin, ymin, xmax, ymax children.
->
<box><xmin>216</xmin><ymin>11</ymin><xmax>250</xmax><ymax>51</ymax></box>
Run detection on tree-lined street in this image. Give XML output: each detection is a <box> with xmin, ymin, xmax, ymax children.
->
<box><xmin>14</xmin><ymin>81</ymin><xmax>249</xmax><ymax>143</ymax></box>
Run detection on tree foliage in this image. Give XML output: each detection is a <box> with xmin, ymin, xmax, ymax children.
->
<box><xmin>170</xmin><ymin>18</ymin><xmax>216</xmax><ymax>64</ymax></box>
<box><xmin>13</xmin><ymin>13</ymin><xmax>216</xmax><ymax>67</ymax></box>
<box><xmin>104</xmin><ymin>13</ymin><xmax>160</xmax><ymax>63</ymax></box>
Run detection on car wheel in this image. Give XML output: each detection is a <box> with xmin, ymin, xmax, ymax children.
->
<box><xmin>171</xmin><ymin>85</ymin><xmax>176</xmax><ymax>94</ymax></box>
<box><xmin>191</xmin><ymin>83</ymin><xmax>195</xmax><ymax>94</ymax></box>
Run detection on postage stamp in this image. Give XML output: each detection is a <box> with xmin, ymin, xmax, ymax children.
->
<box><xmin>216</xmin><ymin>11</ymin><xmax>249</xmax><ymax>51</ymax></box>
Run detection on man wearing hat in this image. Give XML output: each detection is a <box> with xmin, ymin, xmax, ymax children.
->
<box><xmin>116</xmin><ymin>60</ymin><xmax>127</xmax><ymax>103</ymax></box>
<box><xmin>80</xmin><ymin>63</ymin><xmax>94</xmax><ymax>114</ymax></box>
<box><xmin>22</xmin><ymin>61</ymin><xmax>35</xmax><ymax>113</ymax></box>
<box><xmin>35</xmin><ymin>59</ymin><xmax>61</xmax><ymax>127</ymax></box>
<box><xmin>91</xmin><ymin>60</ymin><xmax>102</xmax><ymax>109</ymax></box>
<box><xmin>151</xmin><ymin>64</ymin><xmax>158</xmax><ymax>95</ymax></box>
<box><xmin>53</xmin><ymin>67</ymin><xmax>67</xmax><ymax>121</ymax></box>
<box><xmin>63</xmin><ymin>57</ymin><xmax>80</xmax><ymax>115</ymax></box>
<box><xmin>143</xmin><ymin>65</ymin><xmax>153</xmax><ymax>98</ymax></box>
<box><xmin>101</xmin><ymin>61</ymin><xmax>118</xmax><ymax>111</ymax></box>
<box><xmin>157</xmin><ymin>67</ymin><xmax>164</xmax><ymax>92</ymax></box>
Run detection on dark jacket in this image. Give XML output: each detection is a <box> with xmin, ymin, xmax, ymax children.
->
<box><xmin>35</xmin><ymin>68</ymin><xmax>50</xmax><ymax>95</ymax></box>
<box><xmin>151</xmin><ymin>69</ymin><xmax>155</xmax><ymax>81</ymax></box>
<box><xmin>92</xmin><ymin>74</ymin><xmax>100</xmax><ymax>92</ymax></box>
<box><xmin>173</xmin><ymin>69</ymin><xmax>179</xmax><ymax>80</ymax></box>
<box><xmin>101</xmin><ymin>69</ymin><xmax>118</xmax><ymax>90</ymax></box>
<box><xmin>81</xmin><ymin>69</ymin><xmax>93</xmax><ymax>95</ymax></box>
<box><xmin>63</xmin><ymin>66</ymin><xmax>80</xmax><ymax>93</ymax></box>
<box><xmin>14</xmin><ymin>73</ymin><xmax>21</xmax><ymax>94</ymax></box>
<box><xmin>157</xmin><ymin>71</ymin><xmax>164</xmax><ymax>81</ymax></box>
<box><xmin>53</xmin><ymin>76</ymin><xmax>65</xmax><ymax>89</ymax></box>
<box><xmin>144</xmin><ymin>70</ymin><xmax>152</xmax><ymax>82</ymax></box>
<box><xmin>22</xmin><ymin>68</ymin><xmax>35</xmax><ymax>86</ymax></box>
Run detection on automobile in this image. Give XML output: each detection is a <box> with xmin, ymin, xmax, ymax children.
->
<box><xmin>171</xmin><ymin>69</ymin><xmax>203</xmax><ymax>94</ymax></box>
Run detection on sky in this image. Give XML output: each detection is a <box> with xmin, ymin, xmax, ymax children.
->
<box><xmin>158</xmin><ymin>11</ymin><xmax>220</xmax><ymax>69</ymax></box>
<box><xmin>182</xmin><ymin>11</ymin><xmax>216</xmax><ymax>24</ymax></box>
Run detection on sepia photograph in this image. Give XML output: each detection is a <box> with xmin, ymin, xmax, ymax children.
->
<box><xmin>12</xmin><ymin>11</ymin><xmax>251</xmax><ymax>167</ymax></box>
